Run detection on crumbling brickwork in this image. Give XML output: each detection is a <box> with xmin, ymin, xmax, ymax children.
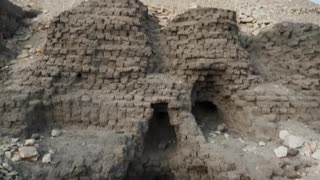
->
<box><xmin>0</xmin><ymin>0</ymin><xmax>319</xmax><ymax>179</ymax></box>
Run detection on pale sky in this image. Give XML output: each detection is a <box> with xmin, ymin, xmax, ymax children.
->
<box><xmin>310</xmin><ymin>0</ymin><xmax>320</xmax><ymax>4</ymax></box>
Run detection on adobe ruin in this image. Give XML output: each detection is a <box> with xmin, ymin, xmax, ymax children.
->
<box><xmin>0</xmin><ymin>0</ymin><xmax>319</xmax><ymax>179</ymax></box>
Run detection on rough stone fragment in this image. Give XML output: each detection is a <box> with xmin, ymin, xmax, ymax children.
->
<box><xmin>18</xmin><ymin>146</ymin><xmax>38</xmax><ymax>159</ymax></box>
<box><xmin>286</xmin><ymin>135</ymin><xmax>304</xmax><ymax>149</ymax></box>
<box><xmin>51</xmin><ymin>129</ymin><xmax>61</xmax><ymax>137</ymax></box>
<box><xmin>274</xmin><ymin>146</ymin><xmax>288</xmax><ymax>158</ymax></box>
<box><xmin>24</xmin><ymin>139</ymin><xmax>35</xmax><ymax>146</ymax></box>
<box><xmin>259</xmin><ymin>141</ymin><xmax>266</xmax><ymax>146</ymax></box>
<box><xmin>312</xmin><ymin>150</ymin><xmax>320</xmax><ymax>160</ymax></box>
<box><xmin>11</xmin><ymin>152</ymin><xmax>21</xmax><ymax>162</ymax></box>
<box><xmin>42</xmin><ymin>153</ymin><xmax>52</xmax><ymax>163</ymax></box>
<box><xmin>217</xmin><ymin>124</ymin><xmax>226</xmax><ymax>132</ymax></box>
<box><xmin>279</xmin><ymin>130</ymin><xmax>290</xmax><ymax>140</ymax></box>
<box><xmin>31</xmin><ymin>134</ymin><xmax>40</xmax><ymax>140</ymax></box>
<box><xmin>4</xmin><ymin>151</ymin><xmax>12</xmax><ymax>159</ymax></box>
<box><xmin>11</xmin><ymin>138</ymin><xmax>19</xmax><ymax>144</ymax></box>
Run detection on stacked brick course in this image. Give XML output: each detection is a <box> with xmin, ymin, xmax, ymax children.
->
<box><xmin>0</xmin><ymin>0</ymin><xmax>320</xmax><ymax>179</ymax></box>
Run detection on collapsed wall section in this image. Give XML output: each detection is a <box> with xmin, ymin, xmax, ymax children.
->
<box><xmin>242</xmin><ymin>23</ymin><xmax>320</xmax><ymax>134</ymax></box>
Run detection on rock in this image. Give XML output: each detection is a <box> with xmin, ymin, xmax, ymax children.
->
<box><xmin>312</xmin><ymin>150</ymin><xmax>320</xmax><ymax>160</ymax></box>
<box><xmin>259</xmin><ymin>141</ymin><xmax>266</xmax><ymax>146</ymax></box>
<box><xmin>30</xmin><ymin>155</ymin><xmax>39</xmax><ymax>162</ymax></box>
<box><xmin>189</xmin><ymin>3</ymin><xmax>201</xmax><ymax>9</ymax></box>
<box><xmin>300</xmin><ymin>143</ymin><xmax>312</xmax><ymax>157</ymax></box>
<box><xmin>11</xmin><ymin>152</ymin><xmax>21</xmax><ymax>162</ymax></box>
<box><xmin>18</xmin><ymin>146</ymin><xmax>38</xmax><ymax>159</ymax></box>
<box><xmin>11</xmin><ymin>138</ymin><xmax>19</xmax><ymax>144</ymax></box>
<box><xmin>24</xmin><ymin>139</ymin><xmax>35</xmax><ymax>146</ymax></box>
<box><xmin>42</xmin><ymin>153</ymin><xmax>52</xmax><ymax>163</ymax></box>
<box><xmin>1</xmin><ymin>163</ymin><xmax>13</xmax><ymax>172</ymax></box>
<box><xmin>274</xmin><ymin>146</ymin><xmax>288</xmax><ymax>158</ymax></box>
<box><xmin>279</xmin><ymin>130</ymin><xmax>290</xmax><ymax>140</ymax></box>
<box><xmin>217</xmin><ymin>124</ymin><xmax>227</xmax><ymax>132</ymax></box>
<box><xmin>31</xmin><ymin>133</ymin><xmax>40</xmax><ymax>140</ymax></box>
<box><xmin>51</xmin><ymin>129</ymin><xmax>61</xmax><ymax>137</ymax></box>
<box><xmin>240</xmin><ymin>16</ymin><xmax>255</xmax><ymax>23</ymax></box>
<box><xmin>286</xmin><ymin>135</ymin><xmax>304</xmax><ymax>148</ymax></box>
<box><xmin>7</xmin><ymin>171</ymin><xmax>18</xmax><ymax>176</ymax></box>
<box><xmin>224</xmin><ymin>133</ymin><xmax>230</xmax><ymax>139</ymax></box>
<box><xmin>288</xmin><ymin>148</ymin><xmax>299</xmax><ymax>157</ymax></box>
<box><xmin>4</xmin><ymin>151</ymin><xmax>12</xmax><ymax>159</ymax></box>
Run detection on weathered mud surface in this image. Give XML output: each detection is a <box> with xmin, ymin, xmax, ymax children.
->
<box><xmin>0</xmin><ymin>0</ymin><xmax>320</xmax><ymax>180</ymax></box>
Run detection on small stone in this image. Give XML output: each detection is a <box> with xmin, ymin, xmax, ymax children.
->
<box><xmin>18</xmin><ymin>146</ymin><xmax>38</xmax><ymax>159</ymax></box>
<box><xmin>217</xmin><ymin>124</ymin><xmax>226</xmax><ymax>132</ymax></box>
<box><xmin>240</xmin><ymin>16</ymin><xmax>255</xmax><ymax>23</ymax></box>
<box><xmin>30</xmin><ymin>155</ymin><xmax>39</xmax><ymax>162</ymax></box>
<box><xmin>300</xmin><ymin>143</ymin><xmax>312</xmax><ymax>157</ymax></box>
<box><xmin>24</xmin><ymin>139</ymin><xmax>35</xmax><ymax>146</ymax></box>
<box><xmin>11</xmin><ymin>138</ymin><xmax>19</xmax><ymax>144</ymax></box>
<box><xmin>274</xmin><ymin>146</ymin><xmax>288</xmax><ymax>158</ymax></box>
<box><xmin>4</xmin><ymin>151</ymin><xmax>12</xmax><ymax>159</ymax></box>
<box><xmin>279</xmin><ymin>130</ymin><xmax>290</xmax><ymax>140</ymax></box>
<box><xmin>11</xmin><ymin>152</ymin><xmax>21</xmax><ymax>162</ymax></box>
<box><xmin>31</xmin><ymin>134</ymin><xmax>40</xmax><ymax>140</ymax></box>
<box><xmin>51</xmin><ymin>129</ymin><xmax>61</xmax><ymax>137</ymax></box>
<box><xmin>189</xmin><ymin>3</ymin><xmax>201</xmax><ymax>9</ymax></box>
<box><xmin>7</xmin><ymin>171</ymin><xmax>18</xmax><ymax>176</ymax></box>
<box><xmin>288</xmin><ymin>148</ymin><xmax>299</xmax><ymax>157</ymax></box>
<box><xmin>259</xmin><ymin>141</ymin><xmax>266</xmax><ymax>146</ymax></box>
<box><xmin>224</xmin><ymin>133</ymin><xmax>230</xmax><ymax>139</ymax></box>
<box><xmin>312</xmin><ymin>150</ymin><xmax>320</xmax><ymax>160</ymax></box>
<box><xmin>238</xmin><ymin>138</ymin><xmax>245</xmax><ymax>143</ymax></box>
<box><xmin>42</xmin><ymin>153</ymin><xmax>52</xmax><ymax>163</ymax></box>
<box><xmin>286</xmin><ymin>135</ymin><xmax>304</xmax><ymax>149</ymax></box>
<box><xmin>2</xmin><ymin>163</ymin><xmax>13</xmax><ymax>172</ymax></box>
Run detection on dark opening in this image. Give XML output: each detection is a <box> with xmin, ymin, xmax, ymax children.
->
<box><xmin>139</xmin><ymin>171</ymin><xmax>175</xmax><ymax>180</ymax></box>
<box><xmin>125</xmin><ymin>167</ymin><xmax>175</xmax><ymax>180</ymax></box>
<box><xmin>144</xmin><ymin>103</ymin><xmax>177</xmax><ymax>152</ymax></box>
<box><xmin>192</xmin><ymin>101</ymin><xmax>222</xmax><ymax>139</ymax></box>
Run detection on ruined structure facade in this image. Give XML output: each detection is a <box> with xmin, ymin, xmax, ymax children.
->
<box><xmin>0</xmin><ymin>0</ymin><xmax>319</xmax><ymax>179</ymax></box>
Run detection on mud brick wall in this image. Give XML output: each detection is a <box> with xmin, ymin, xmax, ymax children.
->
<box><xmin>43</xmin><ymin>0</ymin><xmax>152</xmax><ymax>87</ymax></box>
<box><xmin>244</xmin><ymin>23</ymin><xmax>320</xmax><ymax>135</ymax></box>
<box><xmin>161</xmin><ymin>8</ymin><xmax>256</xmax><ymax>132</ymax></box>
<box><xmin>248</xmin><ymin>22</ymin><xmax>320</xmax><ymax>91</ymax></box>
<box><xmin>0</xmin><ymin>0</ymin><xmax>319</xmax><ymax>142</ymax></box>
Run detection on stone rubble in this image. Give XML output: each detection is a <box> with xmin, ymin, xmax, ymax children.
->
<box><xmin>279</xmin><ymin>130</ymin><xmax>290</xmax><ymax>140</ymax></box>
<box><xmin>18</xmin><ymin>146</ymin><xmax>38</xmax><ymax>159</ymax></box>
<box><xmin>51</xmin><ymin>129</ymin><xmax>61</xmax><ymax>137</ymax></box>
<box><xmin>42</xmin><ymin>153</ymin><xmax>52</xmax><ymax>164</ymax></box>
<box><xmin>274</xmin><ymin>146</ymin><xmax>288</xmax><ymax>158</ymax></box>
<box><xmin>311</xmin><ymin>150</ymin><xmax>320</xmax><ymax>161</ymax></box>
<box><xmin>285</xmin><ymin>135</ymin><xmax>305</xmax><ymax>149</ymax></box>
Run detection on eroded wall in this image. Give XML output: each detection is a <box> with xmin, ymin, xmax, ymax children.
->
<box><xmin>0</xmin><ymin>0</ymin><xmax>320</xmax><ymax>179</ymax></box>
